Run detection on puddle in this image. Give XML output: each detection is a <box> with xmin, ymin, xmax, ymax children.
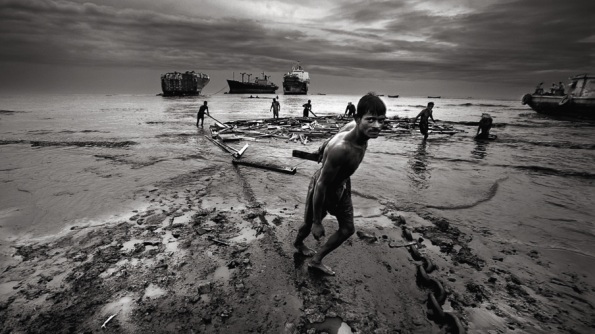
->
<box><xmin>393</xmin><ymin>210</ymin><xmax>434</xmax><ymax>228</ymax></box>
<box><xmin>162</xmin><ymin>231</ymin><xmax>179</xmax><ymax>253</ymax></box>
<box><xmin>121</xmin><ymin>239</ymin><xmax>143</xmax><ymax>252</ymax></box>
<box><xmin>228</xmin><ymin>220</ymin><xmax>260</xmax><ymax>243</ymax></box>
<box><xmin>101</xmin><ymin>295</ymin><xmax>135</xmax><ymax>325</ymax></box>
<box><xmin>201</xmin><ymin>195</ymin><xmax>247</xmax><ymax>212</ymax></box>
<box><xmin>167</xmin><ymin>211</ymin><xmax>195</xmax><ymax>226</ymax></box>
<box><xmin>307</xmin><ymin>317</ymin><xmax>353</xmax><ymax>334</ymax></box>
<box><xmin>212</xmin><ymin>265</ymin><xmax>231</xmax><ymax>281</ymax></box>
<box><xmin>0</xmin><ymin>281</ymin><xmax>20</xmax><ymax>298</ymax></box>
<box><xmin>143</xmin><ymin>283</ymin><xmax>167</xmax><ymax>299</ymax></box>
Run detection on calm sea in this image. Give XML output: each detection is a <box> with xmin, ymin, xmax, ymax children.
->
<box><xmin>0</xmin><ymin>93</ymin><xmax>594</xmax><ymax>280</ymax></box>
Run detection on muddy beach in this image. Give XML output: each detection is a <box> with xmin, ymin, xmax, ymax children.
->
<box><xmin>1</xmin><ymin>139</ymin><xmax>593</xmax><ymax>334</ymax></box>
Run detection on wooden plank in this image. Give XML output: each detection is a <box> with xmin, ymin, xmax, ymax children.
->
<box><xmin>232</xmin><ymin>159</ymin><xmax>297</xmax><ymax>175</ymax></box>
<box><xmin>204</xmin><ymin>135</ymin><xmax>235</xmax><ymax>155</ymax></box>
<box><xmin>292</xmin><ymin>150</ymin><xmax>319</xmax><ymax>161</ymax></box>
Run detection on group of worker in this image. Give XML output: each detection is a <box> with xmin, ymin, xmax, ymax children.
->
<box><xmin>198</xmin><ymin>98</ymin><xmax>493</xmax><ymax>141</ymax></box>
<box><xmin>195</xmin><ymin>94</ymin><xmax>494</xmax><ymax>277</ymax></box>
<box><xmin>534</xmin><ymin>81</ymin><xmax>566</xmax><ymax>96</ymax></box>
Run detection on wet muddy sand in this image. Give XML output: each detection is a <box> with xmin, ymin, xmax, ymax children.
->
<box><xmin>1</xmin><ymin>157</ymin><xmax>593</xmax><ymax>334</ymax></box>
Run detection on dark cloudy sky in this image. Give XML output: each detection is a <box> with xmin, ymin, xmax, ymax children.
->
<box><xmin>1</xmin><ymin>0</ymin><xmax>593</xmax><ymax>99</ymax></box>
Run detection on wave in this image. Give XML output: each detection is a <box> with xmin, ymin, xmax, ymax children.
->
<box><xmin>0</xmin><ymin>139</ymin><xmax>136</xmax><ymax>148</ymax></box>
<box><xmin>427</xmin><ymin>176</ymin><xmax>508</xmax><ymax>210</ymax></box>
<box><xmin>0</xmin><ymin>140</ymin><xmax>26</xmax><ymax>145</ymax></box>
<box><xmin>444</xmin><ymin>120</ymin><xmax>507</xmax><ymax>128</ymax></box>
<box><xmin>510</xmin><ymin>140</ymin><xmax>595</xmax><ymax>150</ymax></box>
<box><xmin>0</xmin><ymin>109</ymin><xmax>26</xmax><ymax>114</ymax></box>
<box><xmin>430</xmin><ymin>155</ymin><xmax>595</xmax><ymax>179</ymax></box>
<box><xmin>447</xmin><ymin>103</ymin><xmax>510</xmax><ymax>107</ymax></box>
<box><xmin>509</xmin><ymin>165</ymin><xmax>595</xmax><ymax>179</ymax></box>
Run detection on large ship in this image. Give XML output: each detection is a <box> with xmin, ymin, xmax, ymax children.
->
<box><xmin>160</xmin><ymin>71</ymin><xmax>210</xmax><ymax>96</ymax></box>
<box><xmin>283</xmin><ymin>62</ymin><xmax>310</xmax><ymax>95</ymax></box>
<box><xmin>226</xmin><ymin>72</ymin><xmax>278</xmax><ymax>94</ymax></box>
<box><xmin>521</xmin><ymin>73</ymin><xmax>595</xmax><ymax>118</ymax></box>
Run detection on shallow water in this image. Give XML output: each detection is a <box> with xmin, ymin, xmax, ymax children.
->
<box><xmin>1</xmin><ymin>93</ymin><xmax>594</xmax><ymax>280</ymax></box>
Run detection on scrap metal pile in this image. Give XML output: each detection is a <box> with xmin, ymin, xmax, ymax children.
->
<box><xmin>204</xmin><ymin>115</ymin><xmax>465</xmax><ymax>174</ymax></box>
<box><xmin>209</xmin><ymin>115</ymin><xmax>464</xmax><ymax>144</ymax></box>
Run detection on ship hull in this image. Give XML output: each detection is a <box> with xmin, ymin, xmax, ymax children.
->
<box><xmin>227</xmin><ymin>80</ymin><xmax>278</xmax><ymax>94</ymax></box>
<box><xmin>161</xmin><ymin>72</ymin><xmax>210</xmax><ymax>96</ymax></box>
<box><xmin>522</xmin><ymin>94</ymin><xmax>595</xmax><ymax>118</ymax></box>
<box><xmin>283</xmin><ymin>79</ymin><xmax>308</xmax><ymax>95</ymax></box>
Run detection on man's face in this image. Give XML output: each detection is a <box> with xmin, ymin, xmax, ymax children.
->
<box><xmin>357</xmin><ymin>111</ymin><xmax>386</xmax><ymax>139</ymax></box>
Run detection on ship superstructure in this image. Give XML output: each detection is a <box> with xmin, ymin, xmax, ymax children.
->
<box><xmin>283</xmin><ymin>62</ymin><xmax>310</xmax><ymax>95</ymax></box>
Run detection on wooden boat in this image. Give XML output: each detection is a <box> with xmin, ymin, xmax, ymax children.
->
<box><xmin>521</xmin><ymin>74</ymin><xmax>595</xmax><ymax>118</ymax></box>
<box><xmin>388</xmin><ymin>95</ymin><xmax>399</xmax><ymax>98</ymax></box>
<box><xmin>428</xmin><ymin>96</ymin><xmax>441</xmax><ymax>99</ymax></box>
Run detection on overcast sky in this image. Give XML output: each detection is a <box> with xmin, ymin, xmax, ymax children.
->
<box><xmin>0</xmin><ymin>0</ymin><xmax>593</xmax><ymax>99</ymax></box>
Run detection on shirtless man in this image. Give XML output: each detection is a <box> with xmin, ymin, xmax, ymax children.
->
<box><xmin>344</xmin><ymin>102</ymin><xmax>356</xmax><ymax>117</ymax></box>
<box><xmin>294</xmin><ymin>93</ymin><xmax>387</xmax><ymax>276</ymax></box>
<box><xmin>302</xmin><ymin>100</ymin><xmax>312</xmax><ymax>117</ymax></box>
<box><xmin>413</xmin><ymin>102</ymin><xmax>435</xmax><ymax>140</ymax></box>
<box><xmin>270</xmin><ymin>98</ymin><xmax>280</xmax><ymax>119</ymax></box>
<box><xmin>196</xmin><ymin>101</ymin><xmax>209</xmax><ymax>128</ymax></box>
<box><xmin>475</xmin><ymin>113</ymin><xmax>493</xmax><ymax>140</ymax></box>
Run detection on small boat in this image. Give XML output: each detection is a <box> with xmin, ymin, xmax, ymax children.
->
<box><xmin>388</xmin><ymin>95</ymin><xmax>399</xmax><ymax>98</ymax></box>
<box><xmin>428</xmin><ymin>96</ymin><xmax>441</xmax><ymax>99</ymax></box>
<box><xmin>521</xmin><ymin>73</ymin><xmax>595</xmax><ymax>118</ymax></box>
<box><xmin>227</xmin><ymin>72</ymin><xmax>278</xmax><ymax>94</ymax></box>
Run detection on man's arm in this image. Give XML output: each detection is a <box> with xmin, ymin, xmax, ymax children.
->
<box><xmin>413</xmin><ymin>111</ymin><xmax>422</xmax><ymax>125</ymax></box>
<box><xmin>206</xmin><ymin>107</ymin><xmax>210</xmax><ymax>116</ymax></box>
<box><xmin>429</xmin><ymin>111</ymin><xmax>435</xmax><ymax>123</ymax></box>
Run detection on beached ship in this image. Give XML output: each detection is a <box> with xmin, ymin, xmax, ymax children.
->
<box><xmin>283</xmin><ymin>62</ymin><xmax>310</xmax><ymax>95</ymax></box>
<box><xmin>160</xmin><ymin>71</ymin><xmax>210</xmax><ymax>96</ymax></box>
<box><xmin>227</xmin><ymin>72</ymin><xmax>278</xmax><ymax>94</ymax></box>
<box><xmin>521</xmin><ymin>74</ymin><xmax>595</xmax><ymax>118</ymax></box>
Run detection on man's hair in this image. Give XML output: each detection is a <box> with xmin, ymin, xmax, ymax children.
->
<box><xmin>355</xmin><ymin>93</ymin><xmax>386</xmax><ymax>118</ymax></box>
<box><xmin>427</xmin><ymin>102</ymin><xmax>434</xmax><ymax>107</ymax></box>
<box><xmin>204</xmin><ymin>101</ymin><xmax>207</xmax><ymax>104</ymax></box>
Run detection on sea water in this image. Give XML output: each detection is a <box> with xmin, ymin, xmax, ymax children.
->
<box><xmin>0</xmin><ymin>93</ymin><xmax>594</xmax><ymax>281</ymax></box>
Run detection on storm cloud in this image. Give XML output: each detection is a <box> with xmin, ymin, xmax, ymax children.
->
<box><xmin>0</xmin><ymin>0</ymin><xmax>592</xmax><ymax>97</ymax></box>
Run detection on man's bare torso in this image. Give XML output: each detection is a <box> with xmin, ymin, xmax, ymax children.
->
<box><xmin>318</xmin><ymin>131</ymin><xmax>366</xmax><ymax>190</ymax></box>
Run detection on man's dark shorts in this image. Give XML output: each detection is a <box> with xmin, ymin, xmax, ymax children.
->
<box><xmin>419</xmin><ymin>121</ymin><xmax>429</xmax><ymax>136</ymax></box>
<box><xmin>306</xmin><ymin>169</ymin><xmax>353</xmax><ymax>223</ymax></box>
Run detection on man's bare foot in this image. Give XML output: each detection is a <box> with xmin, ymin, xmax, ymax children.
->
<box><xmin>308</xmin><ymin>261</ymin><xmax>335</xmax><ymax>276</ymax></box>
<box><xmin>294</xmin><ymin>243</ymin><xmax>316</xmax><ymax>257</ymax></box>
